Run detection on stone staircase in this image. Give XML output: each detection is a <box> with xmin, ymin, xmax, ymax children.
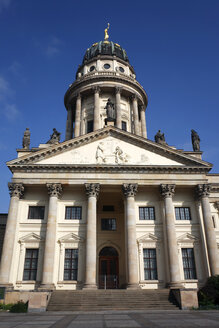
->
<box><xmin>47</xmin><ymin>289</ymin><xmax>179</xmax><ymax>311</ymax></box>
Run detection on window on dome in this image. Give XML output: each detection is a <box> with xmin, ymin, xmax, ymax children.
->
<box><xmin>104</xmin><ymin>63</ymin><xmax>110</xmax><ymax>70</ymax></box>
<box><xmin>119</xmin><ymin>67</ymin><xmax>125</xmax><ymax>73</ymax></box>
<box><xmin>87</xmin><ymin>120</ymin><xmax>93</xmax><ymax>133</ymax></box>
<box><xmin>122</xmin><ymin>121</ymin><xmax>127</xmax><ymax>131</ymax></box>
<box><xmin>90</xmin><ymin>65</ymin><xmax>95</xmax><ymax>72</ymax></box>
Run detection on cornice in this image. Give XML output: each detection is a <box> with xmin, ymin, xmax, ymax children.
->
<box><xmin>64</xmin><ymin>73</ymin><xmax>148</xmax><ymax>107</ymax></box>
<box><xmin>7</xmin><ymin>126</ymin><xmax>213</xmax><ymax>170</ymax></box>
<box><xmin>8</xmin><ymin>164</ymin><xmax>211</xmax><ymax>174</ymax></box>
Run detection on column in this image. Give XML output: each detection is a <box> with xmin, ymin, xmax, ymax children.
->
<box><xmin>160</xmin><ymin>184</ymin><xmax>182</xmax><ymax>287</ymax></box>
<box><xmin>41</xmin><ymin>183</ymin><xmax>62</xmax><ymax>289</ymax></box>
<box><xmin>93</xmin><ymin>86</ymin><xmax>100</xmax><ymax>131</ymax></box>
<box><xmin>74</xmin><ymin>93</ymin><xmax>81</xmax><ymax>137</ymax></box>
<box><xmin>115</xmin><ymin>87</ymin><xmax>122</xmax><ymax>129</ymax></box>
<box><xmin>140</xmin><ymin>105</ymin><xmax>147</xmax><ymax>138</ymax></box>
<box><xmin>83</xmin><ymin>183</ymin><xmax>100</xmax><ymax>289</ymax></box>
<box><xmin>196</xmin><ymin>184</ymin><xmax>219</xmax><ymax>275</ymax></box>
<box><xmin>131</xmin><ymin>95</ymin><xmax>140</xmax><ymax>136</ymax></box>
<box><xmin>122</xmin><ymin>183</ymin><xmax>139</xmax><ymax>288</ymax></box>
<box><xmin>65</xmin><ymin>104</ymin><xmax>73</xmax><ymax>140</ymax></box>
<box><xmin>0</xmin><ymin>183</ymin><xmax>24</xmax><ymax>285</ymax></box>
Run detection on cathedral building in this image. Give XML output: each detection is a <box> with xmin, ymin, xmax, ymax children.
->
<box><xmin>0</xmin><ymin>27</ymin><xmax>219</xmax><ymax>309</ymax></box>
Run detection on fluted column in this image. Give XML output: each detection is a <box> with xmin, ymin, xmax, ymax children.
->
<box><xmin>122</xmin><ymin>183</ymin><xmax>139</xmax><ymax>289</ymax></box>
<box><xmin>83</xmin><ymin>183</ymin><xmax>100</xmax><ymax>289</ymax></box>
<box><xmin>196</xmin><ymin>184</ymin><xmax>219</xmax><ymax>275</ymax></box>
<box><xmin>74</xmin><ymin>93</ymin><xmax>81</xmax><ymax>137</ymax></box>
<box><xmin>0</xmin><ymin>183</ymin><xmax>24</xmax><ymax>285</ymax></box>
<box><xmin>41</xmin><ymin>183</ymin><xmax>62</xmax><ymax>289</ymax></box>
<box><xmin>93</xmin><ymin>86</ymin><xmax>100</xmax><ymax>131</ymax></box>
<box><xmin>160</xmin><ymin>184</ymin><xmax>182</xmax><ymax>287</ymax></box>
<box><xmin>140</xmin><ymin>105</ymin><xmax>147</xmax><ymax>138</ymax></box>
<box><xmin>115</xmin><ymin>87</ymin><xmax>122</xmax><ymax>129</ymax></box>
<box><xmin>131</xmin><ymin>95</ymin><xmax>140</xmax><ymax>136</ymax></box>
<box><xmin>65</xmin><ymin>104</ymin><xmax>73</xmax><ymax>140</ymax></box>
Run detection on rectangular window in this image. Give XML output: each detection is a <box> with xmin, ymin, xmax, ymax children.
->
<box><xmin>182</xmin><ymin>248</ymin><xmax>197</xmax><ymax>280</ymax></box>
<box><xmin>65</xmin><ymin>206</ymin><xmax>82</xmax><ymax>220</ymax></box>
<box><xmin>23</xmin><ymin>249</ymin><xmax>38</xmax><ymax>281</ymax></box>
<box><xmin>175</xmin><ymin>207</ymin><xmax>191</xmax><ymax>220</ymax></box>
<box><xmin>139</xmin><ymin>207</ymin><xmax>155</xmax><ymax>220</ymax></box>
<box><xmin>64</xmin><ymin>249</ymin><xmax>78</xmax><ymax>281</ymax></box>
<box><xmin>87</xmin><ymin>120</ymin><xmax>93</xmax><ymax>133</ymax></box>
<box><xmin>122</xmin><ymin>121</ymin><xmax>127</xmax><ymax>131</ymax></box>
<box><xmin>28</xmin><ymin>206</ymin><xmax>45</xmax><ymax>220</ymax></box>
<box><xmin>101</xmin><ymin>218</ymin><xmax>116</xmax><ymax>231</ymax></box>
<box><xmin>143</xmin><ymin>249</ymin><xmax>158</xmax><ymax>280</ymax></box>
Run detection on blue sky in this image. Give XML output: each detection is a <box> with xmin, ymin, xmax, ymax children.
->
<box><xmin>0</xmin><ymin>0</ymin><xmax>219</xmax><ymax>212</ymax></box>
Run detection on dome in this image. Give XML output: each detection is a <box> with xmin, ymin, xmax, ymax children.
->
<box><xmin>83</xmin><ymin>41</ymin><xmax>129</xmax><ymax>64</ymax></box>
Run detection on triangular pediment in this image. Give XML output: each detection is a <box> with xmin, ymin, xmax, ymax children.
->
<box><xmin>7</xmin><ymin>127</ymin><xmax>212</xmax><ymax>171</ymax></box>
<box><xmin>19</xmin><ymin>233</ymin><xmax>43</xmax><ymax>243</ymax></box>
<box><xmin>58</xmin><ymin>233</ymin><xmax>84</xmax><ymax>243</ymax></box>
<box><xmin>137</xmin><ymin>233</ymin><xmax>161</xmax><ymax>243</ymax></box>
<box><xmin>177</xmin><ymin>233</ymin><xmax>199</xmax><ymax>243</ymax></box>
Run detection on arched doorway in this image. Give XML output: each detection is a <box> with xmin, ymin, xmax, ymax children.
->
<box><xmin>99</xmin><ymin>247</ymin><xmax>119</xmax><ymax>289</ymax></box>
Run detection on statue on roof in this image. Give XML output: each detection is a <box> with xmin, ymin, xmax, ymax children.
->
<box><xmin>105</xmin><ymin>98</ymin><xmax>116</xmax><ymax>121</ymax></box>
<box><xmin>47</xmin><ymin>128</ymin><xmax>61</xmax><ymax>144</ymax></box>
<box><xmin>22</xmin><ymin>128</ymin><xmax>30</xmax><ymax>149</ymax></box>
<box><xmin>104</xmin><ymin>23</ymin><xmax>110</xmax><ymax>41</ymax></box>
<box><xmin>191</xmin><ymin>129</ymin><xmax>200</xmax><ymax>152</ymax></box>
<box><xmin>154</xmin><ymin>130</ymin><xmax>166</xmax><ymax>145</ymax></box>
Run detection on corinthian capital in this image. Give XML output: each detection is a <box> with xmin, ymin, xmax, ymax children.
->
<box><xmin>196</xmin><ymin>184</ymin><xmax>211</xmax><ymax>198</ymax></box>
<box><xmin>85</xmin><ymin>183</ymin><xmax>100</xmax><ymax>198</ymax></box>
<box><xmin>214</xmin><ymin>201</ymin><xmax>219</xmax><ymax>212</ymax></box>
<box><xmin>115</xmin><ymin>86</ymin><xmax>122</xmax><ymax>94</ymax></box>
<box><xmin>160</xmin><ymin>184</ymin><xmax>175</xmax><ymax>198</ymax></box>
<box><xmin>47</xmin><ymin>183</ymin><xmax>63</xmax><ymax>198</ymax></box>
<box><xmin>122</xmin><ymin>183</ymin><xmax>138</xmax><ymax>197</ymax></box>
<box><xmin>92</xmin><ymin>86</ymin><xmax>101</xmax><ymax>94</ymax></box>
<box><xmin>8</xmin><ymin>183</ymin><xmax>24</xmax><ymax>199</ymax></box>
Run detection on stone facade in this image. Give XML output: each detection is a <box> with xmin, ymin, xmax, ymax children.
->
<box><xmin>0</xmin><ymin>38</ymin><xmax>219</xmax><ymax>305</ymax></box>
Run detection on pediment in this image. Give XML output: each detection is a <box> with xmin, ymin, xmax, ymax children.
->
<box><xmin>19</xmin><ymin>233</ymin><xmax>43</xmax><ymax>243</ymax></box>
<box><xmin>7</xmin><ymin>127</ymin><xmax>212</xmax><ymax>170</ymax></box>
<box><xmin>177</xmin><ymin>233</ymin><xmax>199</xmax><ymax>243</ymax></box>
<box><xmin>137</xmin><ymin>233</ymin><xmax>161</xmax><ymax>243</ymax></box>
<box><xmin>58</xmin><ymin>233</ymin><xmax>84</xmax><ymax>243</ymax></box>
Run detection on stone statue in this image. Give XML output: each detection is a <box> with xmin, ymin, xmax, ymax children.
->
<box><xmin>96</xmin><ymin>142</ymin><xmax>106</xmax><ymax>163</ymax></box>
<box><xmin>47</xmin><ymin>128</ymin><xmax>61</xmax><ymax>144</ymax></box>
<box><xmin>191</xmin><ymin>129</ymin><xmax>200</xmax><ymax>152</ymax></box>
<box><xmin>114</xmin><ymin>146</ymin><xmax>128</xmax><ymax>164</ymax></box>
<box><xmin>105</xmin><ymin>98</ymin><xmax>116</xmax><ymax>121</ymax></box>
<box><xmin>104</xmin><ymin>23</ymin><xmax>110</xmax><ymax>41</ymax></box>
<box><xmin>22</xmin><ymin>128</ymin><xmax>30</xmax><ymax>149</ymax></box>
<box><xmin>154</xmin><ymin>130</ymin><xmax>166</xmax><ymax>145</ymax></box>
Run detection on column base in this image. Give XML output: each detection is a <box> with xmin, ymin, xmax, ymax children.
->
<box><xmin>167</xmin><ymin>281</ymin><xmax>184</xmax><ymax>289</ymax></box>
<box><xmin>83</xmin><ymin>283</ymin><xmax>97</xmax><ymax>290</ymax></box>
<box><xmin>126</xmin><ymin>283</ymin><xmax>140</xmax><ymax>289</ymax></box>
<box><xmin>38</xmin><ymin>284</ymin><xmax>56</xmax><ymax>291</ymax></box>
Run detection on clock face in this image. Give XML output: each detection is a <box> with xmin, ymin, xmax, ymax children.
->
<box><xmin>90</xmin><ymin>65</ymin><xmax>95</xmax><ymax>72</ymax></box>
<box><xmin>119</xmin><ymin>66</ymin><xmax>124</xmax><ymax>73</ymax></box>
<box><xmin>104</xmin><ymin>63</ymin><xmax>110</xmax><ymax>69</ymax></box>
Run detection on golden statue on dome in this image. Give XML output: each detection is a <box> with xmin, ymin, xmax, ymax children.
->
<box><xmin>104</xmin><ymin>23</ymin><xmax>110</xmax><ymax>41</ymax></box>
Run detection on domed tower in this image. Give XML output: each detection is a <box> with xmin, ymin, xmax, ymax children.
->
<box><xmin>64</xmin><ymin>26</ymin><xmax>148</xmax><ymax>140</ymax></box>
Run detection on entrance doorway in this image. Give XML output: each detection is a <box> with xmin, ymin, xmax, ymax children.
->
<box><xmin>99</xmin><ymin>247</ymin><xmax>119</xmax><ymax>289</ymax></box>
